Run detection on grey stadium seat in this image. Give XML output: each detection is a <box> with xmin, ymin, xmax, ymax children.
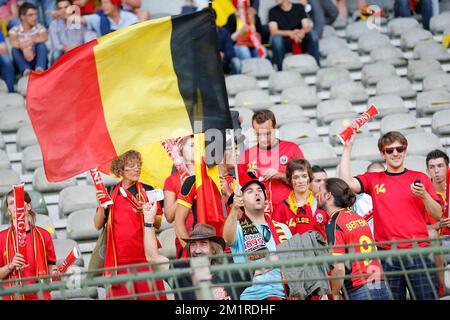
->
<box><xmin>358</xmin><ymin>31</ymin><xmax>391</xmax><ymax>54</ymax></box>
<box><xmin>380</xmin><ymin>113</ymin><xmax>423</xmax><ymax>135</ymax></box>
<box><xmin>0</xmin><ymin>92</ymin><xmax>26</xmax><ymax>110</ymax></box>
<box><xmin>0</xmin><ymin>150</ymin><xmax>11</xmax><ymax>169</ymax></box>
<box><xmin>430</xmin><ymin>12</ymin><xmax>450</xmax><ymax>34</ymax></box>
<box><xmin>416</xmin><ymin>90</ymin><xmax>450</xmax><ymax>116</ymax></box>
<box><xmin>336</xmin><ymin>160</ymin><xmax>372</xmax><ymax>177</ymax></box>
<box><xmin>225</xmin><ymin>74</ymin><xmax>259</xmax><ymax>96</ymax></box>
<box><xmin>370</xmin><ymin>45</ymin><xmax>407</xmax><ymax>66</ymax></box>
<box><xmin>66</xmin><ymin>209</ymin><xmax>101</xmax><ymax>241</ymax></box>
<box><xmin>241</xmin><ymin>58</ymin><xmax>274</xmax><ymax>78</ymax></box>
<box><xmin>17</xmin><ymin>76</ymin><xmax>28</xmax><ymax>96</ymax></box>
<box><xmin>368</xmin><ymin>95</ymin><xmax>408</xmax><ymax>118</ymax></box>
<box><xmin>345</xmin><ymin>20</ymin><xmax>371</xmax><ymax>41</ymax></box>
<box><xmin>0</xmin><ymin>79</ymin><xmax>7</xmax><ymax>93</ymax></box>
<box><xmin>233</xmin><ymin>107</ymin><xmax>254</xmax><ymax>128</ymax></box>
<box><xmin>0</xmin><ymin>169</ymin><xmax>21</xmax><ymax>196</ymax></box>
<box><xmin>316</xmin><ymin>67</ymin><xmax>352</xmax><ymax>90</ymax></box>
<box><xmin>300</xmin><ymin>142</ymin><xmax>339</xmax><ymax>167</ymax></box>
<box><xmin>422</xmin><ymin>73</ymin><xmax>450</xmax><ymax>92</ymax></box>
<box><xmin>269</xmin><ymin>104</ymin><xmax>309</xmax><ymax>126</ymax></box>
<box><xmin>33</xmin><ymin>166</ymin><xmax>77</xmax><ymax>193</ymax></box>
<box><xmin>326</xmin><ymin>49</ymin><xmax>363</xmax><ymax>70</ymax></box>
<box><xmin>86</xmin><ymin>171</ymin><xmax>119</xmax><ymax>188</ymax></box>
<box><xmin>53</xmin><ymin>238</ymin><xmax>84</xmax><ymax>267</ymax></box>
<box><xmin>319</xmin><ymin>36</ymin><xmax>348</xmax><ymax>57</ymax></box>
<box><xmin>58</xmin><ymin>185</ymin><xmax>98</xmax><ymax>218</ymax></box>
<box><xmin>376</xmin><ymin>76</ymin><xmax>416</xmax><ymax>99</ymax></box>
<box><xmin>158</xmin><ymin>228</ymin><xmax>176</xmax><ymax>259</ymax></box>
<box><xmin>413</xmin><ymin>40</ymin><xmax>450</xmax><ymax>62</ymax></box>
<box><xmin>268</xmin><ymin>71</ymin><xmax>306</xmax><ymax>94</ymax></box>
<box><xmin>387</xmin><ymin>17</ymin><xmax>420</xmax><ymax>37</ymax></box>
<box><xmin>404</xmin><ymin>156</ymin><xmax>428</xmax><ymax>174</ymax></box>
<box><xmin>361</xmin><ymin>62</ymin><xmax>397</xmax><ymax>86</ymax></box>
<box><xmin>405</xmin><ymin>132</ymin><xmax>443</xmax><ymax>156</ymax></box>
<box><xmin>317</xmin><ymin>99</ymin><xmax>358</xmax><ymax>125</ymax></box>
<box><xmin>329</xmin><ymin>81</ymin><xmax>368</xmax><ymax>103</ymax></box>
<box><xmin>278</xmin><ymin>122</ymin><xmax>321</xmax><ymax>145</ymax></box>
<box><xmin>234</xmin><ymin>90</ymin><xmax>273</xmax><ymax>110</ymax></box>
<box><xmin>0</xmin><ymin>134</ymin><xmax>5</xmax><ymax>150</ymax></box>
<box><xmin>432</xmin><ymin>109</ymin><xmax>450</xmax><ymax>135</ymax></box>
<box><xmin>328</xmin><ymin>117</ymin><xmax>372</xmax><ymax>146</ymax></box>
<box><xmin>407</xmin><ymin>59</ymin><xmax>442</xmax><ymax>82</ymax></box>
<box><xmin>35</xmin><ymin>214</ymin><xmax>56</xmax><ymax>239</ymax></box>
<box><xmin>280</xmin><ymin>86</ymin><xmax>320</xmax><ymax>108</ymax></box>
<box><xmin>400</xmin><ymin>28</ymin><xmax>433</xmax><ymax>50</ymax></box>
<box><xmin>351</xmin><ymin>137</ymin><xmax>383</xmax><ymax>161</ymax></box>
<box><xmin>322</xmin><ymin>25</ymin><xmax>336</xmax><ymax>38</ymax></box>
<box><xmin>0</xmin><ymin>107</ymin><xmax>31</xmax><ymax>132</ymax></box>
<box><xmin>22</xmin><ymin>144</ymin><xmax>43</xmax><ymax>173</ymax></box>
<box><xmin>282</xmin><ymin>54</ymin><xmax>319</xmax><ymax>74</ymax></box>
<box><xmin>16</xmin><ymin>124</ymin><xmax>38</xmax><ymax>151</ymax></box>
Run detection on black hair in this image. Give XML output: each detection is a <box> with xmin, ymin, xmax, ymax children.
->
<box><xmin>426</xmin><ymin>149</ymin><xmax>449</xmax><ymax>167</ymax></box>
<box><xmin>312</xmin><ymin>165</ymin><xmax>326</xmax><ymax>174</ymax></box>
<box><xmin>324</xmin><ymin>178</ymin><xmax>356</xmax><ymax>208</ymax></box>
<box><xmin>19</xmin><ymin>2</ymin><xmax>37</xmax><ymax>17</ymax></box>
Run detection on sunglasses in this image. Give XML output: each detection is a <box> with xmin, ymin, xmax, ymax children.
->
<box><xmin>383</xmin><ymin>145</ymin><xmax>406</xmax><ymax>154</ymax></box>
<box><xmin>261</xmin><ymin>225</ymin><xmax>271</xmax><ymax>243</ymax></box>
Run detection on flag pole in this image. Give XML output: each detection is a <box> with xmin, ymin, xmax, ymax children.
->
<box><xmin>229</xmin><ymin>129</ymin><xmax>240</xmax><ymax>191</ymax></box>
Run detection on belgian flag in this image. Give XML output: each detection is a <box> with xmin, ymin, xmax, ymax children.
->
<box><xmin>26</xmin><ymin>9</ymin><xmax>232</xmax><ymax>182</ymax></box>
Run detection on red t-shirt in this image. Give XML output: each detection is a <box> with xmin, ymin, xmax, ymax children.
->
<box><xmin>164</xmin><ymin>171</ymin><xmax>181</xmax><ymax>195</ymax></box>
<box><xmin>238</xmin><ymin>140</ymin><xmax>304</xmax><ymax>208</ymax></box>
<box><xmin>80</xmin><ymin>0</ymin><xmax>96</xmax><ymax>14</ymax></box>
<box><xmin>176</xmin><ymin>176</ymin><xmax>197</xmax><ymax>258</ymax></box>
<box><xmin>356</xmin><ymin>169</ymin><xmax>441</xmax><ymax>249</ymax></box>
<box><xmin>326</xmin><ymin>209</ymin><xmax>383</xmax><ymax>291</ymax></box>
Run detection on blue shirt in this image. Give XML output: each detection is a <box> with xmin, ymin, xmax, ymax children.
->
<box><xmin>0</xmin><ymin>32</ymin><xmax>4</xmax><ymax>43</ymax></box>
<box><xmin>84</xmin><ymin>10</ymin><xmax>138</xmax><ymax>37</ymax></box>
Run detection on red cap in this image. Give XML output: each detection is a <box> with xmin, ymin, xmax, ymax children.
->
<box><xmin>227</xmin><ymin>171</ymin><xmax>266</xmax><ymax>206</ymax></box>
<box><xmin>110</xmin><ymin>0</ymin><xmax>121</xmax><ymax>6</ymax></box>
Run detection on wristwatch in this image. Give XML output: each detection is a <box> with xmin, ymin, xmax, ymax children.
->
<box><xmin>144</xmin><ymin>222</ymin><xmax>154</xmax><ymax>228</ymax></box>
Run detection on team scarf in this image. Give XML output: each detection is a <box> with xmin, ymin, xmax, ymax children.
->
<box><xmin>4</xmin><ymin>226</ymin><xmax>48</xmax><ymax>300</ymax></box>
<box><xmin>103</xmin><ymin>181</ymin><xmax>148</xmax><ymax>278</ymax></box>
<box><xmin>286</xmin><ymin>190</ymin><xmax>316</xmax><ymax>215</ymax></box>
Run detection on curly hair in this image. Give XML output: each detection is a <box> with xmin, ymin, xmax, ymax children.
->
<box><xmin>110</xmin><ymin>150</ymin><xmax>142</xmax><ymax>178</ymax></box>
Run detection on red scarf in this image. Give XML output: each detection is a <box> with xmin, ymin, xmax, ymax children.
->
<box><xmin>4</xmin><ymin>226</ymin><xmax>48</xmax><ymax>300</ymax></box>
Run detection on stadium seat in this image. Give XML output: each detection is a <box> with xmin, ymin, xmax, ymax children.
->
<box><xmin>278</xmin><ymin>122</ymin><xmax>321</xmax><ymax>145</ymax></box>
<box><xmin>329</xmin><ymin>81</ymin><xmax>368</xmax><ymax>103</ymax></box>
<box><xmin>300</xmin><ymin>142</ymin><xmax>339</xmax><ymax>167</ymax></box>
<box><xmin>241</xmin><ymin>58</ymin><xmax>274</xmax><ymax>78</ymax></box>
<box><xmin>268</xmin><ymin>71</ymin><xmax>306</xmax><ymax>94</ymax></box>
<box><xmin>233</xmin><ymin>107</ymin><xmax>254</xmax><ymax>128</ymax></box>
<box><xmin>0</xmin><ymin>134</ymin><xmax>5</xmax><ymax>150</ymax></box>
<box><xmin>407</xmin><ymin>59</ymin><xmax>442</xmax><ymax>82</ymax></box>
<box><xmin>404</xmin><ymin>156</ymin><xmax>427</xmax><ymax>174</ymax></box>
<box><xmin>326</xmin><ymin>49</ymin><xmax>363</xmax><ymax>70</ymax></box>
<box><xmin>66</xmin><ymin>209</ymin><xmax>100</xmax><ymax>241</ymax></box>
<box><xmin>269</xmin><ymin>104</ymin><xmax>309</xmax><ymax>126</ymax></box>
<box><xmin>0</xmin><ymin>169</ymin><xmax>21</xmax><ymax>196</ymax></box>
<box><xmin>416</xmin><ymin>90</ymin><xmax>450</xmax><ymax>116</ymax></box>
<box><xmin>282</xmin><ymin>54</ymin><xmax>319</xmax><ymax>74</ymax></box>
<box><xmin>332</xmin><ymin>15</ymin><xmax>347</xmax><ymax>29</ymax></box>
<box><xmin>33</xmin><ymin>166</ymin><xmax>77</xmax><ymax>193</ymax></box>
<box><xmin>16</xmin><ymin>124</ymin><xmax>38</xmax><ymax>151</ymax></box>
<box><xmin>316</xmin><ymin>99</ymin><xmax>358</xmax><ymax>125</ymax></box>
<box><xmin>432</xmin><ymin>109</ymin><xmax>450</xmax><ymax>135</ymax></box>
<box><xmin>16</xmin><ymin>76</ymin><xmax>28</xmax><ymax>96</ymax></box>
<box><xmin>370</xmin><ymin>45</ymin><xmax>407</xmax><ymax>66</ymax></box>
<box><xmin>322</xmin><ymin>25</ymin><xmax>336</xmax><ymax>38</ymax></box>
<box><xmin>58</xmin><ymin>186</ymin><xmax>98</xmax><ymax>218</ymax></box>
<box><xmin>387</xmin><ymin>17</ymin><xmax>420</xmax><ymax>37</ymax></box>
<box><xmin>422</xmin><ymin>73</ymin><xmax>450</xmax><ymax>91</ymax></box>
<box><xmin>0</xmin><ymin>150</ymin><xmax>11</xmax><ymax>169</ymax></box>
<box><xmin>86</xmin><ymin>171</ymin><xmax>119</xmax><ymax>188</ymax></box>
<box><xmin>351</xmin><ymin>137</ymin><xmax>383</xmax><ymax>161</ymax></box>
<box><xmin>0</xmin><ymin>79</ymin><xmax>7</xmax><ymax>93</ymax></box>
<box><xmin>413</xmin><ymin>40</ymin><xmax>450</xmax><ymax>62</ymax></box>
<box><xmin>368</xmin><ymin>95</ymin><xmax>409</xmax><ymax>118</ymax></box>
<box><xmin>51</xmin><ymin>287</ymin><xmax>101</xmax><ymax>300</ymax></box>
<box><xmin>234</xmin><ymin>90</ymin><xmax>273</xmax><ymax>110</ymax></box>
<box><xmin>53</xmin><ymin>238</ymin><xmax>84</xmax><ymax>267</ymax></box>
<box><xmin>319</xmin><ymin>36</ymin><xmax>348</xmax><ymax>57</ymax></box>
<box><xmin>0</xmin><ymin>107</ymin><xmax>31</xmax><ymax>132</ymax></box>
<box><xmin>376</xmin><ymin>76</ymin><xmax>416</xmax><ymax>99</ymax></box>
<box><xmin>336</xmin><ymin>160</ymin><xmax>372</xmax><ymax>177</ymax></box>
<box><xmin>22</xmin><ymin>144</ymin><xmax>43</xmax><ymax>173</ymax></box>
<box><xmin>430</xmin><ymin>12</ymin><xmax>450</xmax><ymax>34</ymax></box>
<box><xmin>361</xmin><ymin>62</ymin><xmax>397</xmax><ymax>86</ymax></box>
<box><xmin>35</xmin><ymin>214</ymin><xmax>56</xmax><ymax>239</ymax></box>
<box><xmin>225</xmin><ymin>74</ymin><xmax>259</xmax><ymax>96</ymax></box>
<box><xmin>345</xmin><ymin>20</ymin><xmax>371</xmax><ymax>41</ymax></box>
<box><xmin>0</xmin><ymin>92</ymin><xmax>26</xmax><ymax>110</ymax></box>
<box><xmin>316</xmin><ymin>67</ymin><xmax>352</xmax><ymax>90</ymax></box>
<box><xmin>157</xmin><ymin>228</ymin><xmax>176</xmax><ymax>259</ymax></box>
<box><xmin>400</xmin><ymin>28</ymin><xmax>433</xmax><ymax>50</ymax></box>
<box><xmin>405</xmin><ymin>132</ymin><xmax>443</xmax><ymax>156</ymax></box>
<box><xmin>328</xmin><ymin>117</ymin><xmax>372</xmax><ymax>146</ymax></box>
<box><xmin>280</xmin><ymin>86</ymin><xmax>320</xmax><ymax>108</ymax></box>
<box><xmin>358</xmin><ymin>31</ymin><xmax>391</xmax><ymax>54</ymax></box>
<box><xmin>380</xmin><ymin>113</ymin><xmax>423</xmax><ymax>135</ymax></box>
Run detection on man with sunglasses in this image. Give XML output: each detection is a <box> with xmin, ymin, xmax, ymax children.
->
<box><xmin>339</xmin><ymin>131</ymin><xmax>442</xmax><ymax>300</ymax></box>
<box><xmin>223</xmin><ymin>172</ymin><xmax>292</xmax><ymax>300</ymax></box>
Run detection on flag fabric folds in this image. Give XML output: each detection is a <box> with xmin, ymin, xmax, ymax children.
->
<box><xmin>212</xmin><ymin>0</ymin><xmax>236</xmax><ymax>26</ymax></box>
<box><xmin>26</xmin><ymin>9</ymin><xmax>232</xmax><ymax>182</ymax></box>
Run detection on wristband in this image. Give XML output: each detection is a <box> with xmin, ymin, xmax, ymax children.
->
<box><xmin>144</xmin><ymin>222</ymin><xmax>154</xmax><ymax>228</ymax></box>
<box><xmin>7</xmin><ymin>263</ymin><xmax>13</xmax><ymax>272</ymax></box>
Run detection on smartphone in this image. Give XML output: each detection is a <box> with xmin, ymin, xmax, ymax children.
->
<box><xmin>146</xmin><ymin>189</ymin><xmax>164</xmax><ymax>203</ymax></box>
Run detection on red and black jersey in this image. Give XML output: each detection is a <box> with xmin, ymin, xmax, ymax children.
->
<box><xmin>176</xmin><ymin>175</ymin><xmax>197</xmax><ymax>258</ymax></box>
<box><xmin>326</xmin><ymin>209</ymin><xmax>383</xmax><ymax>292</ymax></box>
<box><xmin>356</xmin><ymin>169</ymin><xmax>442</xmax><ymax>249</ymax></box>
